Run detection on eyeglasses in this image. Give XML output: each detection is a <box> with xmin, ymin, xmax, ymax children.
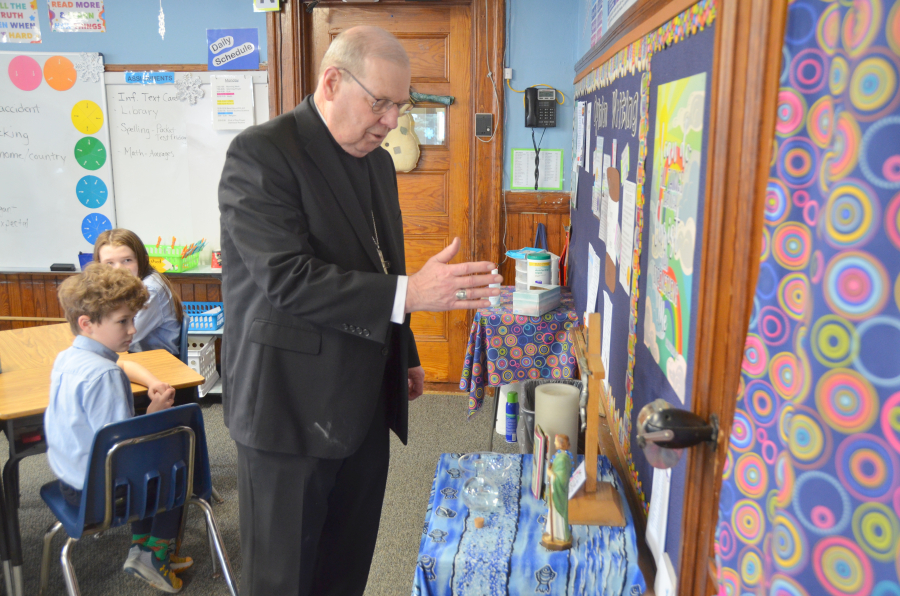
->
<box><xmin>339</xmin><ymin>68</ymin><xmax>413</xmax><ymax>115</ymax></box>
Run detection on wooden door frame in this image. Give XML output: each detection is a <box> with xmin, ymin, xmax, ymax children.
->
<box><xmin>575</xmin><ymin>0</ymin><xmax>787</xmax><ymax>592</ymax></box>
<box><xmin>265</xmin><ymin>0</ymin><xmax>505</xmax><ymax>269</ymax></box>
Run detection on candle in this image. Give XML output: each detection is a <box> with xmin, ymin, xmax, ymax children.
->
<box><xmin>534</xmin><ymin>383</ymin><xmax>580</xmax><ymax>454</ymax></box>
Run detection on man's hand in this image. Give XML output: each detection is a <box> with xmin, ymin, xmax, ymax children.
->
<box><xmin>405</xmin><ymin>238</ymin><xmax>502</xmax><ymax>313</ymax></box>
<box><xmin>408</xmin><ymin>366</ymin><xmax>425</xmax><ymax>401</ymax></box>
<box><xmin>147</xmin><ymin>382</ymin><xmax>176</xmax><ymax>413</ymax></box>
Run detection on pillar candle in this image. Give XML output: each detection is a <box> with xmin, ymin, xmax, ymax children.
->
<box><xmin>534</xmin><ymin>383</ymin><xmax>580</xmax><ymax>454</ymax></box>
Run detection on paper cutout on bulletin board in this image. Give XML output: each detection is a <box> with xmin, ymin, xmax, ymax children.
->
<box><xmin>0</xmin><ymin>2</ymin><xmax>41</xmax><ymax>43</ymax></box>
<box><xmin>645</xmin><ymin>73</ymin><xmax>705</xmax><ymax>403</ymax></box>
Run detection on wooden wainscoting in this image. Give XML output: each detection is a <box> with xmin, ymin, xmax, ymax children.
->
<box><xmin>499</xmin><ymin>191</ymin><xmax>570</xmax><ymax>286</ymax></box>
<box><xmin>0</xmin><ymin>273</ymin><xmax>222</xmax><ymax>331</ymax></box>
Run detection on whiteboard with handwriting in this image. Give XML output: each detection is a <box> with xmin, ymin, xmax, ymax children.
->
<box><xmin>0</xmin><ymin>51</ymin><xmax>117</xmax><ymax>269</ymax></box>
<box><xmin>105</xmin><ymin>70</ymin><xmax>268</xmax><ymax>254</ymax></box>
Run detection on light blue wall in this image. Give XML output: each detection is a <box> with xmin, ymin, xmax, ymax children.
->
<box><xmin>19</xmin><ymin>0</ymin><xmax>266</xmax><ymax>64</ymax></box>
<box><xmin>575</xmin><ymin>0</ymin><xmax>593</xmax><ymax>64</ymax></box>
<box><xmin>503</xmin><ymin>0</ymin><xmax>579</xmax><ymax>190</ymax></box>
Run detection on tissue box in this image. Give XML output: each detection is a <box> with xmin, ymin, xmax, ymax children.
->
<box><xmin>512</xmin><ymin>285</ymin><xmax>562</xmax><ymax>316</ymax></box>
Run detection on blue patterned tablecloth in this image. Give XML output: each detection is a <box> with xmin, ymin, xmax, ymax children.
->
<box><xmin>459</xmin><ymin>287</ymin><xmax>580</xmax><ymax>417</ymax></box>
<box><xmin>413</xmin><ymin>453</ymin><xmax>647</xmax><ymax>596</ymax></box>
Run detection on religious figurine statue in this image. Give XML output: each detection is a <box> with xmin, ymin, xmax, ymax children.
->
<box><xmin>541</xmin><ymin>433</ymin><xmax>573</xmax><ymax>550</ymax></box>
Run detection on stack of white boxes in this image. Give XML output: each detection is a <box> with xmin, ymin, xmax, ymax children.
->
<box><xmin>512</xmin><ymin>284</ymin><xmax>562</xmax><ymax>317</ymax></box>
<box><xmin>187</xmin><ymin>336</ymin><xmax>219</xmax><ymax>398</ymax></box>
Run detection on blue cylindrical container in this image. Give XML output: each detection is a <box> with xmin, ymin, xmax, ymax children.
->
<box><xmin>505</xmin><ymin>391</ymin><xmax>519</xmax><ymax>443</ymax></box>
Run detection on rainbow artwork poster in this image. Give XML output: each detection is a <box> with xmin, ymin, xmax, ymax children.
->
<box><xmin>644</xmin><ymin>72</ymin><xmax>705</xmax><ymax>402</ymax></box>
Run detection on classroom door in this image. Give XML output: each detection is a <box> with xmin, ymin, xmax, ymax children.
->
<box><xmin>309</xmin><ymin>6</ymin><xmax>474</xmax><ymax>384</ymax></box>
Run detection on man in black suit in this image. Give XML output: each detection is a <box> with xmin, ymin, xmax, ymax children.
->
<box><xmin>218</xmin><ymin>26</ymin><xmax>501</xmax><ymax>596</ymax></box>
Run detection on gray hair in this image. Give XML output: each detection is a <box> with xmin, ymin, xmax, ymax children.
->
<box><xmin>319</xmin><ymin>26</ymin><xmax>410</xmax><ymax>79</ymax></box>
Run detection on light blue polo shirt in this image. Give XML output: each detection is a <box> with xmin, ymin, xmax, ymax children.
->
<box><xmin>44</xmin><ymin>335</ymin><xmax>135</xmax><ymax>489</ymax></box>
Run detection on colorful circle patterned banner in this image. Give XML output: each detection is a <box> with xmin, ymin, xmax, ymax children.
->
<box><xmin>718</xmin><ymin>0</ymin><xmax>900</xmax><ymax>594</ymax></box>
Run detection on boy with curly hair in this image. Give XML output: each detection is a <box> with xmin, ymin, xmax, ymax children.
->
<box><xmin>45</xmin><ymin>263</ymin><xmax>192</xmax><ymax>592</ymax></box>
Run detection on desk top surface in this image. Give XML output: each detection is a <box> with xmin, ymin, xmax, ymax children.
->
<box><xmin>0</xmin><ymin>349</ymin><xmax>204</xmax><ymax>420</ymax></box>
<box><xmin>0</xmin><ymin>323</ymin><xmax>75</xmax><ymax>373</ymax></box>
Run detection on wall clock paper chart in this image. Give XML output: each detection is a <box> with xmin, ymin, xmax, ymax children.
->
<box><xmin>0</xmin><ymin>51</ymin><xmax>116</xmax><ymax>269</ymax></box>
<box><xmin>644</xmin><ymin>72</ymin><xmax>706</xmax><ymax>402</ymax></box>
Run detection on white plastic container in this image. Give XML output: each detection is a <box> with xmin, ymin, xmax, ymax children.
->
<box><xmin>489</xmin><ymin>268</ymin><xmax>501</xmax><ymax>306</ymax></box>
<box><xmin>527</xmin><ymin>252</ymin><xmax>551</xmax><ymax>285</ymax></box>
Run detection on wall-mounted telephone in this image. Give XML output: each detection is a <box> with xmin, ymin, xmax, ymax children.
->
<box><xmin>525</xmin><ymin>87</ymin><xmax>557</xmax><ymax>127</ymax></box>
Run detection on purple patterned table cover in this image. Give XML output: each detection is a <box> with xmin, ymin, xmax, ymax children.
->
<box><xmin>460</xmin><ymin>287</ymin><xmax>579</xmax><ymax>417</ymax></box>
<box><xmin>413</xmin><ymin>453</ymin><xmax>647</xmax><ymax>596</ymax></box>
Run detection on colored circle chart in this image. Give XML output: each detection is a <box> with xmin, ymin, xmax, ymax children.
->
<box><xmin>75</xmin><ymin>175</ymin><xmax>108</xmax><ymax>209</ymax></box>
<box><xmin>74</xmin><ymin>137</ymin><xmax>107</xmax><ymax>171</ymax></box>
<box><xmin>7</xmin><ymin>55</ymin><xmax>41</xmax><ymax>91</ymax></box>
<box><xmin>71</xmin><ymin>100</ymin><xmax>104</xmax><ymax>135</ymax></box>
<box><xmin>81</xmin><ymin>213</ymin><xmax>112</xmax><ymax>245</ymax></box>
<box><xmin>44</xmin><ymin>55</ymin><xmax>76</xmax><ymax>92</ymax></box>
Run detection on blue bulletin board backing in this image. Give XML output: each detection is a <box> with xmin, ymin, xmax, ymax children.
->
<box><xmin>570</xmin><ymin>0</ymin><xmax>716</xmax><ymax>569</ymax></box>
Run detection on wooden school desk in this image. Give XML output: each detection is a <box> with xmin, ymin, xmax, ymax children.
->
<box><xmin>0</xmin><ymin>330</ymin><xmax>204</xmax><ymax>596</ymax></box>
<box><xmin>0</xmin><ymin>323</ymin><xmax>75</xmax><ymax>374</ymax></box>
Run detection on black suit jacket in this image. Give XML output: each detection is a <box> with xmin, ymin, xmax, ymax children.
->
<box><xmin>218</xmin><ymin>95</ymin><xmax>419</xmax><ymax>458</ymax></box>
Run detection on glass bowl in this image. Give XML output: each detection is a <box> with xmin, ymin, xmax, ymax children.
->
<box><xmin>457</xmin><ymin>452</ymin><xmax>513</xmax><ymax>482</ymax></box>
<box><xmin>462</xmin><ymin>476</ymin><xmax>500</xmax><ymax>511</ymax></box>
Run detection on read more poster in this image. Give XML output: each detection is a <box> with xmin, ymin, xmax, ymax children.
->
<box><xmin>48</xmin><ymin>1</ymin><xmax>105</xmax><ymax>33</ymax></box>
<box><xmin>0</xmin><ymin>1</ymin><xmax>41</xmax><ymax>43</ymax></box>
<box><xmin>644</xmin><ymin>72</ymin><xmax>705</xmax><ymax>402</ymax></box>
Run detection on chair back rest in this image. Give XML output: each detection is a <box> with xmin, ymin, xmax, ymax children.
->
<box><xmin>179</xmin><ymin>315</ymin><xmax>190</xmax><ymax>364</ymax></box>
<box><xmin>78</xmin><ymin>404</ymin><xmax>213</xmax><ymax>532</ymax></box>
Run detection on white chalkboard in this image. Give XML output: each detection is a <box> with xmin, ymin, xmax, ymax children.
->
<box><xmin>0</xmin><ymin>51</ymin><xmax>117</xmax><ymax>269</ymax></box>
<box><xmin>105</xmin><ymin>71</ymin><xmax>268</xmax><ymax>256</ymax></box>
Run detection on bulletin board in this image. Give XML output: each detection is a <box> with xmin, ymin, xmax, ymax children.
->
<box><xmin>568</xmin><ymin>0</ymin><xmax>716</xmax><ymax>569</ymax></box>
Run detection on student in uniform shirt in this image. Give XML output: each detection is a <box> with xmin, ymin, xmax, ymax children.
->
<box><xmin>94</xmin><ymin>228</ymin><xmax>185</xmax><ymax>356</ymax></box>
<box><xmin>45</xmin><ymin>264</ymin><xmax>192</xmax><ymax>592</ymax></box>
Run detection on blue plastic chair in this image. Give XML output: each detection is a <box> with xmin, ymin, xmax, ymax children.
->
<box><xmin>38</xmin><ymin>404</ymin><xmax>237</xmax><ymax>596</ymax></box>
<box><xmin>179</xmin><ymin>314</ymin><xmax>190</xmax><ymax>364</ymax></box>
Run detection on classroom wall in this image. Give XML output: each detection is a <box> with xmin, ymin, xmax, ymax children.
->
<box><xmin>502</xmin><ymin>0</ymin><xmax>578</xmax><ymax>190</ymax></box>
<box><xmin>19</xmin><ymin>0</ymin><xmax>267</xmax><ymax>64</ymax></box>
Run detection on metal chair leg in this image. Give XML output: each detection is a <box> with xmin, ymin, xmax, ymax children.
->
<box><xmin>60</xmin><ymin>537</ymin><xmax>80</xmax><ymax>596</ymax></box>
<box><xmin>39</xmin><ymin>521</ymin><xmax>63</xmax><ymax>596</ymax></box>
<box><xmin>205</xmin><ymin>515</ymin><xmax>219</xmax><ymax>578</ymax></box>
<box><xmin>211</xmin><ymin>487</ymin><xmax>224</xmax><ymax>504</ymax></box>
<box><xmin>190</xmin><ymin>498</ymin><xmax>237</xmax><ymax>596</ymax></box>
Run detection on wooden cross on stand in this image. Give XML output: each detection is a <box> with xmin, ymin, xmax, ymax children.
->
<box><xmin>569</xmin><ymin>312</ymin><xmax>626</xmax><ymax>527</ymax></box>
